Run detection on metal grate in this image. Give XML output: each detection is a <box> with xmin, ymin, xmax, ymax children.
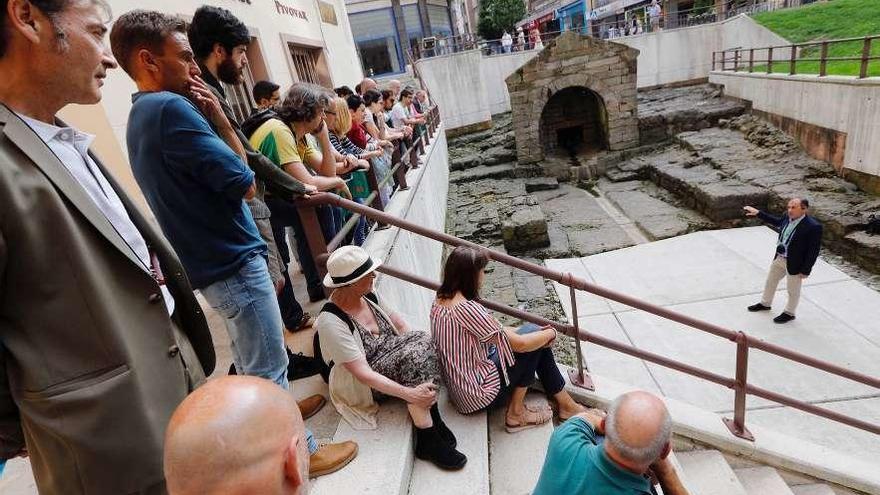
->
<box><xmin>288</xmin><ymin>44</ymin><xmax>323</xmax><ymax>85</ymax></box>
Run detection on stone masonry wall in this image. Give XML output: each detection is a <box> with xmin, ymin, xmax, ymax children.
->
<box><xmin>506</xmin><ymin>31</ymin><xmax>640</xmax><ymax>164</ymax></box>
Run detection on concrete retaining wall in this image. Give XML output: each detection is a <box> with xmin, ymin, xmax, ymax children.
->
<box><xmin>710</xmin><ymin>71</ymin><xmax>880</xmax><ymax>190</ymax></box>
<box><xmin>363</xmin><ymin>127</ymin><xmax>449</xmax><ymax>331</ymax></box>
<box><xmin>416</xmin><ymin>14</ymin><xmax>788</xmax><ymax>131</ymax></box>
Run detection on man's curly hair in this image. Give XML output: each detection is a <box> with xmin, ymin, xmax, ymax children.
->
<box><xmin>187</xmin><ymin>5</ymin><xmax>250</xmax><ymax>60</ymax></box>
<box><xmin>277</xmin><ymin>83</ymin><xmax>333</xmax><ymax>124</ymax></box>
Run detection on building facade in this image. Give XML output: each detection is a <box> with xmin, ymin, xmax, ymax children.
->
<box><xmin>345</xmin><ymin>0</ymin><xmax>456</xmax><ymax>76</ymax></box>
<box><xmin>59</xmin><ymin>0</ymin><xmax>364</xmax><ymax>211</ymax></box>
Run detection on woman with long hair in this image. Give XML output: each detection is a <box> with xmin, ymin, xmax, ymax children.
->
<box><xmin>431</xmin><ymin>246</ymin><xmax>585</xmax><ymax>432</ymax></box>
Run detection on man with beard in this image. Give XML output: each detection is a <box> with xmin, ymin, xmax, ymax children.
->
<box><xmin>183</xmin><ymin>6</ymin><xmax>359</xmax><ymax>476</ymax></box>
<box><xmin>187</xmin><ymin>6</ymin><xmax>323</xmax><ymax>333</ymax></box>
<box><xmin>1</xmin><ymin>1</ymin><xmax>213</xmax><ymax>492</ymax></box>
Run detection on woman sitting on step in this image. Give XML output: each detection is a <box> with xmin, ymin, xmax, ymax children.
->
<box><xmin>431</xmin><ymin>246</ymin><xmax>586</xmax><ymax>432</ymax></box>
<box><xmin>315</xmin><ymin>246</ymin><xmax>467</xmax><ymax>470</ymax></box>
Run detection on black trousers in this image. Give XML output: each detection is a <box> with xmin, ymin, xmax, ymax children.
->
<box><xmin>490</xmin><ymin>323</ymin><xmax>566</xmax><ymax>407</ymax></box>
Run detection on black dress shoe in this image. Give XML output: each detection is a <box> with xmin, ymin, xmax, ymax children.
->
<box><xmin>773</xmin><ymin>312</ymin><xmax>795</xmax><ymax>324</ymax></box>
<box><xmin>747</xmin><ymin>303</ymin><xmax>771</xmax><ymax>312</ymax></box>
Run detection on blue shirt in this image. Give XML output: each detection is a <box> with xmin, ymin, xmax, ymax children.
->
<box><xmin>126</xmin><ymin>91</ymin><xmax>266</xmax><ymax>289</ymax></box>
<box><xmin>533</xmin><ymin>417</ymin><xmax>652</xmax><ymax>495</ymax></box>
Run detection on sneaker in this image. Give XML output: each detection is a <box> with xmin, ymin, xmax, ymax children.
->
<box><xmin>773</xmin><ymin>312</ymin><xmax>795</xmax><ymax>324</ymax></box>
<box><xmin>309</xmin><ymin>441</ymin><xmax>358</xmax><ymax>478</ymax></box>
<box><xmin>747</xmin><ymin>303</ymin><xmax>771</xmax><ymax>312</ymax></box>
<box><xmin>297</xmin><ymin>394</ymin><xmax>326</xmax><ymax>420</ymax></box>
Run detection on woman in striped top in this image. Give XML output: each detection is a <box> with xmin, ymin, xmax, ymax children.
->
<box><xmin>431</xmin><ymin>246</ymin><xmax>586</xmax><ymax>432</ymax></box>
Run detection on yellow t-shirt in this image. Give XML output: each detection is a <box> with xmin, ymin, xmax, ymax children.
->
<box><xmin>248</xmin><ymin>118</ymin><xmax>318</xmax><ymax>168</ymax></box>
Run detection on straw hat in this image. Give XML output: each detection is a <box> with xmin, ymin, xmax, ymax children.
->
<box><xmin>323</xmin><ymin>245</ymin><xmax>382</xmax><ymax>288</ymax></box>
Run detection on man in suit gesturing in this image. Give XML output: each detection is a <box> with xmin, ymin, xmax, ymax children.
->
<box><xmin>744</xmin><ymin>198</ymin><xmax>823</xmax><ymax>324</ymax></box>
<box><xmin>0</xmin><ymin>0</ymin><xmax>213</xmax><ymax>493</ymax></box>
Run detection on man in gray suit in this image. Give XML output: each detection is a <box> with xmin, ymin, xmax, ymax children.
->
<box><xmin>0</xmin><ymin>1</ymin><xmax>213</xmax><ymax>493</ymax></box>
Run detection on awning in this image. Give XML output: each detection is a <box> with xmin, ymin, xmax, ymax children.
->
<box><xmin>516</xmin><ymin>5</ymin><xmax>557</xmax><ymax>29</ymax></box>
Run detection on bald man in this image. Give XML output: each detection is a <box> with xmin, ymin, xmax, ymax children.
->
<box><xmin>533</xmin><ymin>391</ymin><xmax>688</xmax><ymax>495</ymax></box>
<box><xmin>386</xmin><ymin>79</ymin><xmax>402</xmax><ymax>98</ymax></box>
<box><xmin>358</xmin><ymin>77</ymin><xmax>377</xmax><ymax>95</ymax></box>
<box><xmin>164</xmin><ymin>376</ymin><xmax>310</xmax><ymax>495</ymax></box>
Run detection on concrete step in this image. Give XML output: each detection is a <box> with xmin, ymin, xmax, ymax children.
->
<box><xmin>311</xmin><ymin>401</ymin><xmax>414</xmax><ymax>495</ymax></box>
<box><xmin>407</xmin><ymin>395</ymin><xmax>489</xmax><ymax>495</ymax></box>
<box><xmin>676</xmin><ymin>450</ymin><xmax>748</xmax><ymax>495</ymax></box>
<box><xmin>488</xmin><ymin>392</ymin><xmax>554</xmax><ymax>495</ymax></box>
<box><xmin>734</xmin><ymin>467</ymin><xmax>795</xmax><ymax>495</ymax></box>
<box><xmin>789</xmin><ymin>484</ymin><xmax>838</xmax><ymax>495</ymax></box>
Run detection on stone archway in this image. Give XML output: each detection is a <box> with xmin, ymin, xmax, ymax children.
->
<box><xmin>506</xmin><ymin>32</ymin><xmax>640</xmax><ymax>165</ymax></box>
<box><xmin>539</xmin><ymin>86</ymin><xmax>607</xmax><ymax>156</ymax></box>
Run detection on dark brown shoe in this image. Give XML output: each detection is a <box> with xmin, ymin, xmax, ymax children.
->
<box><xmin>297</xmin><ymin>394</ymin><xmax>327</xmax><ymax>420</ymax></box>
<box><xmin>309</xmin><ymin>441</ymin><xmax>358</xmax><ymax>478</ymax></box>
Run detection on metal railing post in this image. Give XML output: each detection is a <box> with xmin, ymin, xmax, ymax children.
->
<box><xmin>748</xmin><ymin>48</ymin><xmax>754</xmax><ymax>72</ymax></box>
<box><xmin>394</xmin><ymin>155</ymin><xmax>410</xmax><ymax>191</ymax></box>
<box><xmin>409</xmin><ymin>141</ymin><xmax>420</xmax><ymax>169</ymax></box>
<box><xmin>789</xmin><ymin>44</ymin><xmax>797</xmax><ymax>75</ymax></box>
<box><xmin>860</xmin><ymin>37</ymin><xmax>872</xmax><ymax>79</ymax></box>
<box><xmin>819</xmin><ymin>41</ymin><xmax>829</xmax><ymax>76</ymax></box>
<box><xmin>567</xmin><ymin>273</ymin><xmax>595</xmax><ymax>390</ymax></box>
<box><xmin>734</xmin><ymin>49</ymin><xmax>740</xmax><ymax>71</ymax></box>
<box><xmin>295</xmin><ymin>201</ymin><xmax>330</xmax><ymax>297</ymax></box>
<box><xmin>767</xmin><ymin>46</ymin><xmax>774</xmax><ymax>73</ymax></box>
<box><xmin>724</xmin><ymin>332</ymin><xmax>755</xmax><ymax>441</ymax></box>
<box><xmin>712</xmin><ymin>51</ymin><xmax>716</xmax><ymax>71</ymax></box>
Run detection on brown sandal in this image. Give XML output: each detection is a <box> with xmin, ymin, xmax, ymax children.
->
<box><xmin>505</xmin><ymin>404</ymin><xmax>552</xmax><ymax>433</ymax></box>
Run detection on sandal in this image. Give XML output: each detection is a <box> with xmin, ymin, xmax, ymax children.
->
<box><xmin>287</xmin><ymin>312</ymin><xmax>314</xmax><ymax>333</ymax></box>
<box><xmin>505</xmin><ymin>404</ymin><xmax>552</xmax><ymax>433</ymax></box>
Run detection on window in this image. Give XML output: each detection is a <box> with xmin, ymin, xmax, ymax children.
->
<box><xmin>349</xmin><ymin>9</ymin><xmax>403</xmax><ymax>75</ymax></box>
<box><xmin>427</xmin><ymin>5</ymin><xmax>453</xmax><ymax>36</ymax></box>
<box><xmin>288</xmin><ymin>44</ymin><xmax>322</xmax><ymax>85</ymax></box>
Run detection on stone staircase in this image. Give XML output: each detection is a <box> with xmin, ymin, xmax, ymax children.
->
<box><xmin>310</xmin><ymin>376</ymin><xmax>869</xmax><ymax>495</ymax></box>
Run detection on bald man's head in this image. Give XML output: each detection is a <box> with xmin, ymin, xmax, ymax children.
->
<box><xmin>387</xmin><ymin>79</ymin><xmax>401</xmax><ymax>96</ymax></box>
<box><xmin>164</xmin><ymin>376</ymin><xmax>309</xmax><ymax>495</ymax></box>
<box><xmin>603</xmin><ymin>391</ymin><xmax>671</xmax><ymax>472</ymax></box>
<box><xmin>359</xmin><ymin>77</ymin><xmax>377</xmax><ymax>95</ymax></box>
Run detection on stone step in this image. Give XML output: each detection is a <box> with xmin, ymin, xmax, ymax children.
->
<box><xmin>488</xmin><ymin>392</ymin><xmax>554</xmax><ymax>495</ymax></box>
<box><xmin>789</xmin><ymin>484</ymin><xmax>838</xmax><ymax>495</ymax></box>
<box><xmin>734</xmin><ymin>467</ymin><xmax>795</xmax><ymax>495</ymax></box>
<box><xmin>407</xmin><ymin>396</ymin><xmax>489</xmax><ymax>495</ymax></box>
<box><xmin>603</xmin><ymin>186</ymin><xmax>715</xmax><ymax>241</ymax></box>
<box><xmin>676</xmin><ymin>450</ymin><xmax>748</xmax><ymax>495</ymax></box>
<box><xmin>311</xmin><ymin>401</ymin><xmax>414</xmax><ymax>495</ymax></box>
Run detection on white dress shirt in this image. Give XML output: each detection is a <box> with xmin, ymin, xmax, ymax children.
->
<box><xmin>19</xmin><ymin>114</ymin><xmax>175</xmax><ymax>316</ymax></box>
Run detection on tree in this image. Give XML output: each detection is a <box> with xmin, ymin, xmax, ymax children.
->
<box><xmin>477</xmin><ymin>0</ymin><xmax>526</xmax><ymax>40</ymax></box>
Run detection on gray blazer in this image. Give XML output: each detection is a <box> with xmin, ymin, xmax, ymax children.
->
<box><xmin>0</xmin><ymin>104</ymin><xmax>214</xmax><ymax>494</ymax></box>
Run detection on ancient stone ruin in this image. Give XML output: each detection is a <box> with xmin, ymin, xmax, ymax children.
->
<box><xmin>505</xmin><ymin>31</ymin><xmax>640</xmax><ymax>165</ymax></box>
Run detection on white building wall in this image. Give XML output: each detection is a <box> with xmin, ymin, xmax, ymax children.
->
<box><xmin>61</xmin><ymin>0</ymin><xmax>363</xmax><ymax>209</ymax></box>
<box><xmin>710</xmin><ymin>71</ymin><xmax>880</xmax><ymax>179</ymax></box>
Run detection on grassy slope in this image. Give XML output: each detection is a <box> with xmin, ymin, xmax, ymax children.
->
<box><xmin>750</xmin><ymin>0</ymin><xmax>880</xmax><ymax>76</ymax></box>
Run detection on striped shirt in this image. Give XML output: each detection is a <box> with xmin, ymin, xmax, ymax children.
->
<box><xmin>430</xmin><ymin>300</ymin><xmax>515</xmax><ymax>414</ymax></box>
<box><xmin>329</xmin><ymin>131</ymin><xmax>366</xmax><ymax>157</ymax></box>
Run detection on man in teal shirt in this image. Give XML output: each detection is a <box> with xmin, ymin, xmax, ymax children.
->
<box><xmin>533</xmin><ymin>391</ymin><xmax>688</xmax><ymax>495</ymax></box>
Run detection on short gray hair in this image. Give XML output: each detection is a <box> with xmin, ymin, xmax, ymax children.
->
<box><xmin>276</xmin><ymin>82</ymin><xmax>332</xmax><ymax>124</ymax></box>
<box><xmin>605</xmin><ymin>394</ymin><xmax>671</xmax><ymax>466</ymax></box>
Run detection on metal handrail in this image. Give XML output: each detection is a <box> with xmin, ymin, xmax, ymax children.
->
<box><xmin>713</xmin><ymin>34</ymin><xmax>880</xmax><ymax>78</ymax></box>
<box><xmin>295</xmin><ymin>182</ymin><xmax>880</xmax><ymax>440</ymax></box>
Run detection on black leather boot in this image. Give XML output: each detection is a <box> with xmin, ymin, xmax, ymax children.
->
<box><xmin>431</xmin><ymin>403</ymin><xmax>457</xmax><ymax>448</ymax></box>
<box><xmin>415</xmin><ymin>425</ymin><xmax>467</xmax><ymax>470</ymax></box>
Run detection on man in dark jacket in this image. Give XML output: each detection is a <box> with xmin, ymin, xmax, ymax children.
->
<box><xmin>0</xmin><ymin>1</ymin><xmax>213</xmax><ymax>492</ymax></box>
<box><xmin>744</xmin><ymin>198</ymin><xmax>823</xmax><ymax>323</ymax></box>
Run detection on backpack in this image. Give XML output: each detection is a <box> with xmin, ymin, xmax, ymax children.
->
<box><xmin>867</xmin><ymin>214</ymin><xmax>880</xmax><ymax>236</ymax></box>
<box><xmin>313</xmin><ymin>292</ymin><xmax>379</xmax><ymax>383</ymax></box>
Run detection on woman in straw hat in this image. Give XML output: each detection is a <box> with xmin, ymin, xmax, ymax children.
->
<box><xmin>314</xmin><ymin>246</ymin><xmax>467</xmax><ymax>470</ymax></box>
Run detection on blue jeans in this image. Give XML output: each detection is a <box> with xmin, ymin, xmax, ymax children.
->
<box><xmin>200</xmin><ymin>252</ymin><xmax>319</xmax><ymax>454</ymax></box>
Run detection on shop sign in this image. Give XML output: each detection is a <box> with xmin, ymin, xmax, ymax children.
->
<box><xmin>317</xmin><ymin>0</ymin><xmax>338</xmax><ymax>24</ymax></box>
<box><xmin>275</xmin><ymin>0</ymin><xmax>308</xmax><ymax>20</ymax></box>
<box><xmin>590</xmin><ymin>0</ymin><xmax>623</xmax><ymax>17</ymax></box>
